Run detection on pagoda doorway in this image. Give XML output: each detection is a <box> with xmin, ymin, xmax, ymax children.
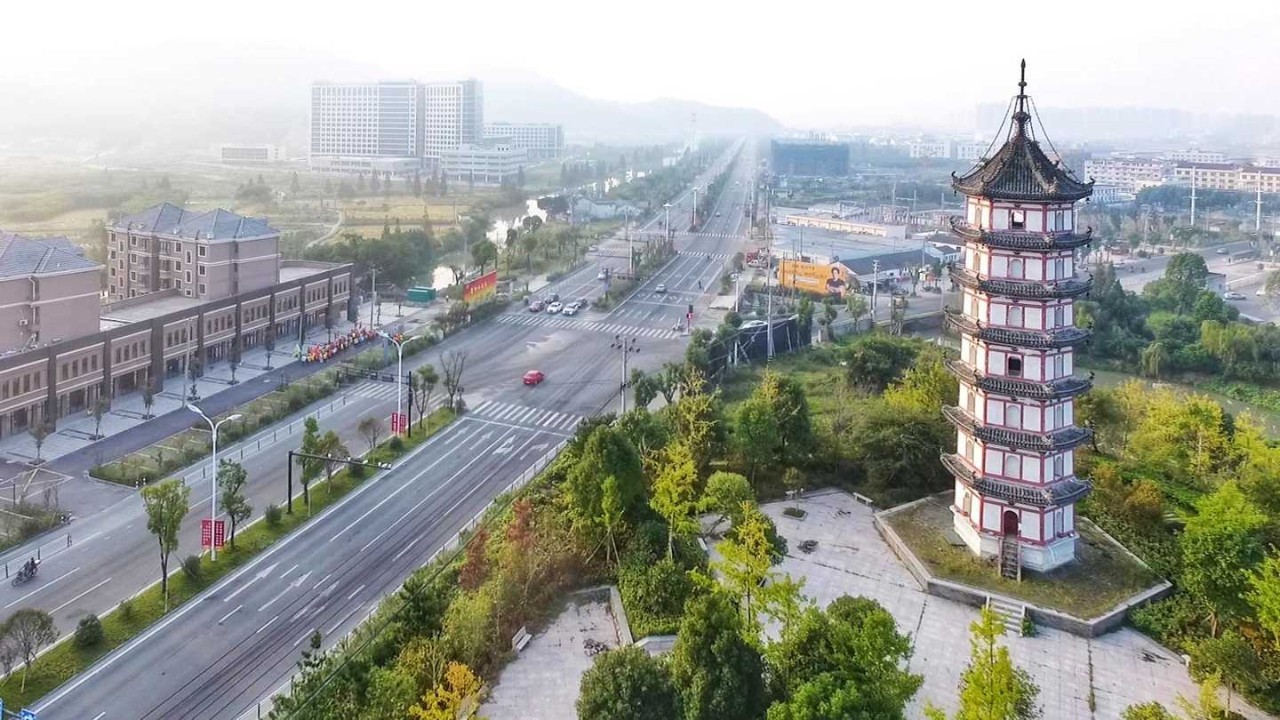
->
<box><xmin>1002</xmin><ymin>509</ymin><xmax>1020</xmax><ymax>537</ymax></box>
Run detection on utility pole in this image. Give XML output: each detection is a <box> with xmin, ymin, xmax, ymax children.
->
<box><xmin>871</xmin><ymin>259</ymin><xmax>881</xmax><ymax>326</ymax></box>
<box><xmin>691</xmin><ymin>187</ymin><xmax>699</xmax><ymax>231</ymax></box>
<box><xmin>1257</xmin><ymin>178</ymin><xmax>1264</xmax><ymax>233</ymax></box>
<box><xmin>369</xmin><ymin>267</ymin><xmax>377</xmax><ymax>328</ymax></box>
<box><xmin>765</xmin><ymin>184</ymin><xmax>775</xmax><ymax>360</ymax></box>
<box><xmin>611</xmin><ymin>335</ymin><xmax>639</xmax><ymax>414</ymax></box>
<box><xmin>625</xmin><ymin>207</ymin><xmax>633</xmax><ymax>276</ymax></box>
<box><xmin>1190</xmin><ymin>171</ymin><xmax>1198</xmax><ymax>227</ymax></box>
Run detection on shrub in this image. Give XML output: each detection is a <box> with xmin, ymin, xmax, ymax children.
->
<box><xmin>619</xmin><ymin>557</ymin><xmax>699</xmax><ymax>637</ymax></box>
<box><xmin>119</xmin><ymin>598</ymin><xmax>136</xmax><ymax>622</ymax></box>
<box><xmin>348</xmin><ymin>463</ymin><xmax>366</xmax><ymax>480</ymax></box>
<box><xmin>388</xmin><ymin>436</ymin><xmax>405</xmax><ymax>453</ymax></box>
<box><xmin>74</xmin><ymin>613</ymin><xmax>104</xmax><ymax>648</ymax></box>
<box><xmin>182</xmin><ymin>554</ymin><xmax>202</xmax><ymax>582</ymax></box>
<box><xmin>264</xmin><ymin>503</ymin><xmax>283</xmax><ymax>528</ymax></box>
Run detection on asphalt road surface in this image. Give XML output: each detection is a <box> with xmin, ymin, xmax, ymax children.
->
<box><xmin>26</xmin><ymin>142</ymin><xmax>757</xmax><ymax>718</ymax></box>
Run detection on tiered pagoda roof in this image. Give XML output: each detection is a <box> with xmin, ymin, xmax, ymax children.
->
<box><xmin>952</xmin><ymin>61</ymin><xmax>1093</xmax><ymax>203</ymax></box>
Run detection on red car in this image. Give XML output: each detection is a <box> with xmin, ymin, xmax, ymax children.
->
<box><xmin>523</xmin><ymin>370</ymin><xmax>545</xmax><ymax>386</ymax></box>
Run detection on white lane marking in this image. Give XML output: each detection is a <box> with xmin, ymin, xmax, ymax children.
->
<box><xmin>392</xmin><ymin>536</ymin><xmax>422</xmax><ymax>562</ymax></box>
<box><xmin>346</xmin><ymin>584</ymin><xmax>366</xmax><ymax>601</ymax></box>
<box><xmin>293</xmin><ymin>630</ymin><xmax>315</xmax><ymax>648</ymax></box>
<box><xmin>34</xmin><ymin>410</ymin><xmax>462</xmax><ymax>711</ymax></box>
<box><xmin>280</xmin><ymin>563</ymin><xmax>299</xmax><ymax>579</ymax></box>
<box><xmin>72</xmin><ymin>531</ymin><xmax>104</xmax><ymax>548</ymax></box>
<box><xmin>49</xmin><ymin>577</ymin><xmax>112</xmax><ymax>615</ymax></box>
<box><xmin>258</xmin><ymin>587</ymin><xmax>292</xmax><ymax>613</ymax></box>
<box><xmin>255</xmin><ymin>614</ymin><xmax>279</xmax><ymax>635</ymax></box>
<box><xmin>5</xmin><ymin>566</ymin><xmax>82</xmax><ymax>609</ymax></box>
<box><xmin>327</xmin><ymin>424</ymin><xmax>497</xmax><ymax>543</ymax></box>
<box><xmin>217</xmin><ymin>604</ymin><xmax>242</xmax><ymax>625</ymax></box>
<box><xmin>312</xmin><ymin>572</ymin><xmax>333</xmax><ymax>591</ymax></box>
<box><xmin>473</xmin><ymin>400</ymin><xmax>494</xmax><ymax>414</ymax></box>
<box><xmin>326</xmin><ymin>605</ymin><xmax>360</xmax><ymax>635</ymax></box>
<box><xmin>92</xmin><ymin>713</ymin><xmax>106</xmax><ymax>720</ymax></box>
<box><xmin>223</xmin><ymin>562</ymin><xmax>280</xmax><ymax>603</ymax></box>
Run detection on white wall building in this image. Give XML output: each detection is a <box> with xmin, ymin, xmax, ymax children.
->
<box><xmin>909</xmin><ymin>140</ymin><xmax>952</xmax><ymax>159</ymax></box>
<box><xmin>220</xmin><ymin>145</ymin><xmax>285</xmax><ymax>165</ymax></box>
<box><xmin>439</xmin><ymin>143</ymin><xmax>527</xmax><ymax>186</ymax></box>
<box><xmin>1082</xmin><ymin>157</ymin><xmax>1167</xmax><ymax>193</ymax></box>
<box><xmin>309</xmin><ymin>81</ymin><xmax>423</xmax><ymax>173</ymax></box>
<box><xmin>483</xmin><ymin>123</ymin><xmax>564</xmax><ymax>160</ymax></box>
<box><xmin>424</xmin><ymin>79</ymin><xmax>483</xmax><ymax>163</ymax></box>
<box><xmin>955</xmin><ymin>142</ymin><xmax>988</xmax><ymax>161</ymax></box>
<box><xmin>1166</xmin><ymin>149</ymin><xmax>1227</xmax><ymax>164</ymax></box>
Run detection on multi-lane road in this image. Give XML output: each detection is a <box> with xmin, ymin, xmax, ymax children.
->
<box><xmin>27</xmin><ymin>141</ymin><xmax>757</xmax><ymax>718</ymax></box>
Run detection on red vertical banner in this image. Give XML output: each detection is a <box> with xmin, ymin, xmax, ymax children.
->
<box><xmin>213</xmin><ymin>520</ymin><xmax>226</xmax><ymax>549</ymax></box>
<box><xmin>390</xmin><ymin>412</ymin><xmax>407</xmax><ymax>434</ymax></box>
<box><xmin>200</xmin><ymin>519</ymin><xmax>212</xmax><ymax>549</ymax></box>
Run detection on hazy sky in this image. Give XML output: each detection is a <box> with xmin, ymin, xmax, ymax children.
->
<box><xmin>6</xmin><ymin>0</ymin><xmax>1279</xmax><ymax>128</ymax></box>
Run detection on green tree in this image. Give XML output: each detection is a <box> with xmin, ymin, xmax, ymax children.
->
<box><xmin>1139</xmin><ymin>341</ymin><xmax>1169</xmax><ymax>378</ymax></box>
<box><xmin>6</xmin><ymin>608</ymin><xmax>58</xmax><ymax>692</ymax></box>
<box><xmin>316</xmin><ymin>430</ymin><xmax>351</xmax><ymax>498</ymax></box>
<box><xmin>700</xmin><ymin>471</ymin><xmax>756</xmax><ymax>534</ymax></box>
<box><xmin>1120</xmin><ymin>702</ymin><xmax>1177</xmax><ymax>720</ymax></box>
<box><xmin>470</xmin><ymin>239</ymin><xmax>498</xmax><ymax>274</ymax></box>
<box><xmin>845</xmin><ymin>294</ymin><xmax>868</xmax><ymax>332</ymax></box>
<box><xmin>652</xmin><ymin>442</ymin><xmax>700</xmax><ymax>559</ymax></box>
<box><xmin>846</xmin><ymin>400</ymin><xmax>951</xmax><ymax>496</ymax></box>
<box><xmin>765</xmin><ymin>673</ymin><xmax>888</xmax><ymax>720</ymax></box>
<box><xmin>714</xmin><ymin>506</ymin><xmax>804</xmax><ymax>632</ymax></box>
<box><xmin>566</xmin><ymin>426</ymin><xmax>646</xmax><ymax>549</ymax></box>
<box><xmin>756</xmin><ymin>370</ymin><xmax>813</xmax><ymax>467</ymax></box>
<box><xmin>363</xmin><ymin>665</ymin><xmax>417</xmax><ymax>719</ymax></box>
<box><xmin>670</xmin><ymin>593</ymin><xmax>767</xmax><ymax>720</ymax></box>
<box><xmin>630</xmin><ymin>369</ymin><xmax>660</xmax><ymax>409</ymax></box>
<box><xmin>1191</xmin><ymin>630</ymin><xmax>1262</xmax><ymax>714</ymax></box>
<box><xmin>299</xmin><ymin>417</ymin><xmax>324</xmax><ymax>510</ymax></box>
<box><xmin>1247</xmin><ymin>553</ymin><xmax>1280</xmax><ymax>642</ymax></box>
<box><xmin>358</xmin><ymin>416</ymin><xmax>383</xmax><ymax>453</ymax></box>
<box><xmin>1180</xmin><ymin>482</ymin><xmax>1268</xmax><ymax>635</ymax></box>
<box><xmin>928</xmin><ymin>606</ymin><xmax>1040</xmax><ymax>720</ymax></box>
<box><xmin>843</xmin><ymin>334</ymin><xmax>920</xmax><ymax>391</ymax></box>
<box><xmin>766</xmin><ymin>596</ymin><xmax>921</xmax><ymax>717</ymax></box>
<box><xmin>667</xmin><ymin>369</ymin><xmax>721</xmax><ymax>475</ymax></box>
<box><xmin>576</xmin><ymin>646</ymin><xmax>681</xmax><ymax>720</ymax></box>
<box><xmin>883</xmin><ymin>348</ymin><xmax>958</xmax><ymax>413</ymax></box>
<box><xmin>414</xmin><ymin>364</ymin><xmax>440</xmax><ymax>421</ymax></box>
<box><xmin>141</xmin><ymin>478</ymin><xmax>191</xmax><ymax>612</ymax></box>
<box><xmin>217</xmin><ymin>459</ymin><xmax>252</xmax><ymax>550</ymax></box>
<box><xmin>733</xmin><ymin>394</ymin><xmax>780</xmax><ymax>485</ymax></box>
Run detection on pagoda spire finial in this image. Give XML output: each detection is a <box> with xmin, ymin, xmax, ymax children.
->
<box><xmin>1012</xmin><ymin>59</ymin><xmax>1031</xmax><ymax>137</ymax></box>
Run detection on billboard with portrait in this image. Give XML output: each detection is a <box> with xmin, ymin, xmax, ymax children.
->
<box><xmin>778</xmin><ymin>258</ymin><xmax>853</xmax><ymax>298</ymax></box>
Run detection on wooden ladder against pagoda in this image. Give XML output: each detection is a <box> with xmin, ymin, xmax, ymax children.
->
<box><xmin>999</xmin><ymin>534</ymin><xmax>1022</xmax><ymax>581</ymax></box>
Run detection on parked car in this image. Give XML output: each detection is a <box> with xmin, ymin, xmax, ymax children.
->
<box><xmin>528</xmin><ymin>300</ymin><xmax>545</xmax><ymax>313</ymax></box>
<box><xmin>547</xmin><ymin>301</ymin><xmax>564</xmax><ymax>314</ymax></box>
<box><xmin>523</xmin><ymin>370</ymin><xmax>545</xmax><ymax>386</ymax></box>
<box><xmin>1223</xmin><ymin>291</ymin><xmax>1246</xmax><ymax>300</ymax></box>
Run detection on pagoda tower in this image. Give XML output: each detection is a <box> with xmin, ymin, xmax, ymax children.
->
<box><xmin>943</xmin><ymin>61</ymin><xmax>1094</xmax><ymax>575</ymax></box>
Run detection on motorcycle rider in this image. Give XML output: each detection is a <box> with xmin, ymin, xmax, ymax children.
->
<box><xmin>24</xmin><ymin>557</ymin><xmax>36</xmax><ymax>577</ymax></box>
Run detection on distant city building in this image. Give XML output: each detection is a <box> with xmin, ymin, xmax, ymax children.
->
<box><xmin>1171</xmin><ymin>162</ymin><xmax>1280</xmax><ymax>192</ymax></box>
<box><xmin>309</xmin><ymin>81</ymin><xmax>424</xmax><ymax>174</ymax></box>
<box><xmin>439</xmin><ymin>143</ymin><xmax>526</xmax><ymax>186</ymax></box>
<box><xmin>220</xmin><ymin>145</ymin><xmax>285</xmax><ymax>165</ymax></box>
<box><xmin>1256</xmin><ymin>157</ymin><xmax>1280</xmax><ymax>168</ymax></box>
<box><xmin>1090</xmin><ymin>185</ymin><xmax>1129</xmax><ymax>205</ymax></box>
<box><xmin>483</xmin><ymin>123</ymin><xmax>564</xmax><ymax>160</ymax></box>
<box><xmin>1166</xmin><ymin>149</ymin><xmax>1226</xmax><ymax>164</ymax></box>
<box><xmin>423</xmin><ymin>79</ymin><xmax>483</xmax><ymax>163</ymax></box>
<box><xmin>908</xmin><ymin>140</ymin><xmax>951</xmax><ymax>159</ymax></box>
<box><xmin>770</xmin><ymin>140</ymin><xmax>849</xmax><ymax>177</ymax></box>
<box><xmin>1082</xmin><ymin>157</ymin><xmax>1167</xmax><ymax>193</ymax></box>
<box><xmin>955</xmin><ymin>142</ymin><xmax>988</xmax><ymax>161</ymax></box>
<box><xmin>779</xmin><ymin>213</ymin><xmax>907</xmax><ymax>240</ymax></box>
<box><xmin>106</xmin><ymin>203</ymin><xmax>281</xmax><ymax>303</ymax></box>
<box><xmin>0</xmin><ymin>233</ymin><xmax>101</xmax><ymax>354</ymax></box>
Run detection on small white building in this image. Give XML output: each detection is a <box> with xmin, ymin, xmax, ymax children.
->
<box><xmin>571</xmin><ymin>198</ymin><xmax>644</xmax><ymax>221</ymax></box>
<box><xmin>220</xmin><ymin>145</ymin><xmax>285</xmax><ymax>165</ymax></box>
<box><xmin>909</xmin><ymin>140</ymin><xmax>952</xmax><ymax>159</ymax></box>
<box><xmin>439</xmin><ymin>143</ymin><xmax>527</xmax><ymax>186</ymax></box>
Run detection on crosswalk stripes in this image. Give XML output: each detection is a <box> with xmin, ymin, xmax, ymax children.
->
<box><xmin>470</xmin><ymin>400</ymin><xmax>581</xmax><ymax>433</ymax></box>
<box><xmin>493</xmin><ymin>313</ymin><xmax>681</xmax><ymax>340</ymax></box>
<box><xmin>677</xmin><ymin>251</ymin><xmax>732</xmax><ymax>259</ymax></box>
<box><xmin>674</xmin><ymin>232</ymin><xmax>745</xmax><ymax>241</ymax></box>
<box><xmin>345</xmin><ymin>381</ymin><xmax>400</xmax><ymax>401</ymax></box>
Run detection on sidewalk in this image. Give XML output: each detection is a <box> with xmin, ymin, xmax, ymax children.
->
<box><xmin>0</xmin><ymin>300</ymin><xmax>451</xmax><ymax>470</ymax></box>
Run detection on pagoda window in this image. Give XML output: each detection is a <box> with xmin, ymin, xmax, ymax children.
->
<box><xmin>1052</xmin><ymin>454</ymin><xmax>1065</xmax><ymax>480</ymax></box>
<box><xmin>1004</xmin><ymin>454</ymin><xmax>1022</xmax><ymax>479</ymax></box>
<box><xmin>1008</xmin><ymin>305</ymin><xmax>1024</xmax><ymax>328</ymax></box>
<box><xmin>1052</xmin><ymin>403</ymin><xmax>1066</xmax><ymax>429</ymax></box>
<box><xmin>1051</xmin><ymin>354</ymin><xmax>1065</xmax><ymax>379</ymax></box>
<box><xmin>962</xmin><ymin>492</ymin><xmax>972</xmax><ymax>516</ymax></box>
<box><xmin>1053</xmin><ymin>306</ymin><xmax>1066</xmax><ymax>328</ymax></box>
<box><xmin>1007</xmin><ymin>355</ymin><xmax>1023</xmax><ymax>378</ymax></box>
<box><xmin>1008</xmin><ymin>258</ymin><xmax>1024</xmax><ymax>279</ymax></box>
<box><xmin>1004</xmin><ymin>404</ymin><xmax>1022</xmax><ymax>429</ymax></box>
<box><xmin>1010</xmin><ymin>210</ymin><xmax>1026</xmax><ymax>230</ymax></box>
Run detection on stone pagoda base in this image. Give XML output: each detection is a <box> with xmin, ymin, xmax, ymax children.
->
<box><xmin>953</xmin><ymin>513</ymin><xmax>1078</xmax><ymax>573</ymax></box>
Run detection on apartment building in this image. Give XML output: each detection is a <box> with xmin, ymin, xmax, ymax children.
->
<box><xmin>1173</xmin><ymin>162</ymin><xmax>1247</xmax><ymax>190</ymax></box>
<box><xmin>0</xmin><ymin>204</ymin><xmax>354</xmax><ymax>440</ymax></box>
<box><xmin>309</xmin><ymin>81</ymin><xmax>424</xmax><ymax>173</ymax></box>
<box><xmin>0</xmin><ymin>233</ymin><xmax>102</xmax><ymax>354</ymax></box>
<box><xmin>483</xmin><ymin>122</ymin><xmax>564</xmax><ymax>160</ymax></box>
<box><xmin>423</xmin><ymin>79</ymin><xmax>483</xmax><ymax>162</ymax></box>
<box><xmin>954</xmin><ymin>142</ymin><xmax>988</xmax><ymax>161</ymax></box>
<box><xmin>440</xmin><ymin>143</ymin><xmax>528</xmax><ymax>186</ymax></box>
<box><xmin>1166</xmin><ymin>149</ymin><xmax>1226</xmax><ymax>164</ymax></box>
<box><xmin>908</xmin><ymin>140</ymin><xmax>951</xmax><ymax>159</ymax></box>
<box><xmin>106</xmin><ymin>203</ymin><xmax>281</xmax><ymax>303</ymax></box>
<box><xmin>1082</xmin><ymin>157</ymin><xmax>1167</xmax><ymax>192</ymax></box>
<box><xmin>220</xmin><ymin>145</ymin><xmax>285</xmax><ymax>165</ymax></box>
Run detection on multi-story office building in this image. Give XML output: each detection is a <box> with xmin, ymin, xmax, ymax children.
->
<box><xmin>908</xmin><ymin>140</ymin><xmax>952</xmax><ymax>159</ymax></box>
<box><xmin>106</xmin><ymin>203</ymin><xmax>281</xmax><ymax>303</ymax></box>
<box><xmin>440</xmin><ymin>143</ymin><xmax>528</xmax><ymax>186</ymax></box>
<box><xmin>0</xmin><ymin>233</ymin><xmax>102</xmax><ymax>354</ymax></box>
<box><xmin>0</xmin><ymin>203</ymin><xmax>353</xmax><ymax>440</ymax></box>
<box><xmin>955</xmin><ymin>142</ymin><xmax>988</xmax><ymax>161</ymax></box>
<box><xmin>1082</xmin><ymin>157</ymin><xmax>1167</xmax><ymax>192</ymax></box>
<box><xmin>423</xmin><ymin>79</ymin><xmax>483</xmax><ymax>162</ymax></box>
<box><xmin>483</xmin><ymin>122</ymin><xmax>564</xmax><ymax>160</ymax></box>
<box><xmin>1166</xmin><ymin>149</ymin><xmax>1226</xmax><ymax>164</ymax></box>
<box><xmin>220</xmin><ymin>145</ymin><xmax>285</xmax><ymax>165</ymax></box>
<box><xmin>1173</xmin><ymin>162</ymin><xmax>1280</xmax><ymax>193</ymax></box>
<box><xmin>309</xmin><ymin>81</ymin><xmax>424</xmax><ymax>173</ymax></box>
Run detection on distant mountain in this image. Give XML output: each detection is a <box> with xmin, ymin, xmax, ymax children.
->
<box><xmin>483</xmin><ymin>76</ymin><xmax>784</xmax><ymax>144</ymax></box>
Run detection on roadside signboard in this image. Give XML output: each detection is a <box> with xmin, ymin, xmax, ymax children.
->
<box><xmin>200</xmin><ymin>519</ymin><xmax>212</xmax><ymax>549</ymax></box>
<box><xmin>213</xmin><ymin>520</ymin><xmax>226</xmax><ymax>549</ymax></box>
<box><xmin>391</xmin><ymin>412</ymin><xmax>408</xmax><ymax>434</ymax></box>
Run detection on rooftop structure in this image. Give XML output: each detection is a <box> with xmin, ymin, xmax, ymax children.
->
<box><xmin>946</xmin><ymin>61</ymin><xmax>1093</xmax><ymax>575</ymax></box>
<box><xmin>0</xmin><ymin>232</ymin><xmax>102</xmax><ymax>353</ymax></box>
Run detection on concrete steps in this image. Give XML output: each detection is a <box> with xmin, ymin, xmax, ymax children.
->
<box><xmin>986</xmin><ymin>596</ymin><xmax>1026</xmax><ymax>635</ymax></box>
<box><xmin>999</xmin><ymin>536</ymin><xmax>1021</xmax><ymax>580</ymax></box>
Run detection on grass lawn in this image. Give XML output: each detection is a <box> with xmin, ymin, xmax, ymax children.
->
<box><xmin>885</xmin><ymin>495</ymin><xmax>1162</xmax><ymax>619</ymax></box>
<box><xmin>0</xmin><ymin>408</ymin><xmax>455</xmax><ymax>709</ymax></box>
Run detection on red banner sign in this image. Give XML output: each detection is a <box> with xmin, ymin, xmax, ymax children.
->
<box><xmin>391</xmin><ymin>412</ymin><xmax>408</xmax><ymax>434</ymax></box>
<box><xmin>202</xmin><ymin>519</ymin><xmax>227</xmax><ymax>549</ymax></box>
<box><xmin>463</xmin><ymin>270</ymin><xmax>498</xmax><ymax>304</ymax></box>
<box><xmin>213</xmin><ymin>520</ymin><xmax>226</xmax><ymax>549</ymax></box>
<box><xmin>201</xmin><ymin>519</ymin><xmax>212</xmax><ymax>548</ymax></box>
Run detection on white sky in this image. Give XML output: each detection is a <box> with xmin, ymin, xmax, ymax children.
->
<box><xmin>5</xmin><ymin>0</ymin><xmax>1279</xmax><ymax>128</ymax></box>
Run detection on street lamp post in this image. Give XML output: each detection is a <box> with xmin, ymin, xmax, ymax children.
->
<box><xmin>187</xmin><ymin>404</ymin><xmax>243</xmax><ymax>562</ymax></box>
<box><xmin>377</xmin><ymin>330</ymin><xmax>407</xmax><ymax>435</ymax></box>
<box><xmin>611</xmin><ymin>335</ymin><xmax>639</xmax><ymax>415</ymax></box>
<box><xmin>691</xmin><ymin>187</ymin><xmax>699</xmax><ymax>231</ymax></box>
<box><xmin>664</xmin><ymin>202</ymin><xmax>672</xmax><ymax>241</ymax></box>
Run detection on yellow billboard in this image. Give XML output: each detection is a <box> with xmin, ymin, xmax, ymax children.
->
<box><xmin>778</xmin><ymin>258</ymin><xmax>853</xmax><ymax>298</ymax></box>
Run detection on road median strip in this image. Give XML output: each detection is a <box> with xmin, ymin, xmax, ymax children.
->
<box><xmin>0</xmin><ymin>407</ymin><xmax>456</xmax><ymax>710</ymax></box>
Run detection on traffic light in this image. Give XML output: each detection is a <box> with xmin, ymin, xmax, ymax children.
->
<box><xmin>688</xmin><ymin>304</ymin><xmax>694</xmax><ymax>315</ymax></box>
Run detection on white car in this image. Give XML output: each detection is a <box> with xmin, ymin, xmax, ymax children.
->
<box><xmin>1223</xmin><ymin>291</ymin><xmax>1245</xmax><ymax>301</ymax></box>
<box><xmin>597</xmin><ymin>270</ymin><xmax>608</xmax><ymax>280</ymax></box>
<box><xmin>562</xmin><ymin>302</ymin><xmax>580</xmax><ymax>316</ymax></box>
<box><xmin>655</xmin><ymin>283</ymin><xmax>667</xmax><ymax>294</ymax></box>
<box><xmin>547</xmin><ymin>301</ymin><xmax>564</xmax><ymax>314</ymax></box>
<box><xmin>1257</xmin><ymin>288</ymin><xmax>1268</xmax><ymax>297</ymax></box>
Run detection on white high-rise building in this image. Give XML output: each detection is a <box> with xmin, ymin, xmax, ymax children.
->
<box><xmin>309</xmin><ymin>81</ymin><xmax>424</xmax><ymax>173</ymax></box>
<box><xmin>423</xmin><ymin>79</ymin><xmax>483</xmax><ymax>162</ymax></box>
<box><xmin>483</xmin><ymin>123</ymin><xmax>564</xmax><ymax>160</ymax></box>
